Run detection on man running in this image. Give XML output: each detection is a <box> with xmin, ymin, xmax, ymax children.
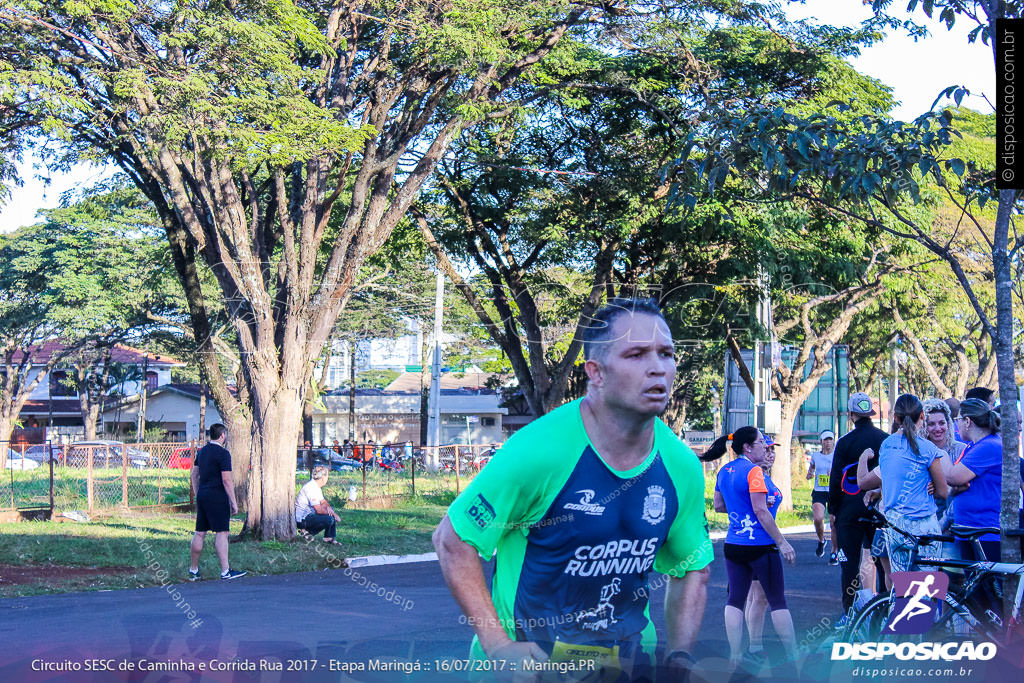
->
<box><xmin>827</xmin><ymin>394</ymin><xmax>886</xmax><ymax>624</ymax></box>
<box><xmin>807</xmin><ymin>430</ymin><xmax>835</xmax><ymax>561</ymax></box>
<box><xmin>433</xmin><ymin>298</ymin><xmax>712</xmax><ymax>681</ymax></box>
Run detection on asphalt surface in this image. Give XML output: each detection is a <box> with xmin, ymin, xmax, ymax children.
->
<box><xmin>0</xmin><ymin>532</ymin><xmax>1018</xmax><ymax>682</ymax></box>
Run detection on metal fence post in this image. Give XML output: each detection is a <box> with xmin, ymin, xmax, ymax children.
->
<box><xmin>455</xmin><ymin>447</ymin><xmax>461</xmax><ymax>495</ymax></box>
<box><xmin>411</xmin><ymin>451</ymin><xmax>416</xmax><ymax>497</ymax></box>
<box><xmin>86</xmin><ymin>449</ymin><xmax>94</xmax><ymax>514</ymax></box>
<box><xmin>361</xmin><ymin>451</ymin><xmax>367</xmax><ymax>499</ymax></box>
<box><xmin>48</xmin><ymin>441</ymin><xmax>54</xmax><ymax>518</ymax></box>
<box><xmin>121</xmin><ymin>444</ymin><xmax>128</xmax><ymax>509</ymax></box>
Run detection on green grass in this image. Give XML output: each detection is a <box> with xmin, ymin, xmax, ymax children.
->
<box><xmin>3</xmin><ymin>467</ymin><xmax>192</xmax><ymax>510</ymax></box>
<box><xmin>704</xmin><ymin>475</ymin><xmax>815</xmax><ymax>531</ymax></box>
<box><xmin>0</xmin><ymin>468</ymin><xmax>818</xmax><ymax>599</ymax></box>
<box><xmin>0</xmin><ymin>489</ymin><xmax>451</xmax><ymax>598</ymax></box>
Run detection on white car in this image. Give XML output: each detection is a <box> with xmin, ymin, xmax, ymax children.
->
<box><xmin>4</xmin><ymin>449</ymin><xmax>40</xmax><ymax>470</ymax></box>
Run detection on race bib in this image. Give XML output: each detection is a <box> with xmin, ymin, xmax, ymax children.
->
<box><xmin>816</xmin><ymin>474</ymin><xmax>830</xmax><ymax>488</ymax></box>
<box><xmin>550</xmin><ymin>640</ymin><xmax>620</xmax><ymax>674</ymax></box>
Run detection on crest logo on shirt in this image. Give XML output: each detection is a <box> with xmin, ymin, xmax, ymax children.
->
<box><xmin>641</xmin><ymin>485</ymin><xmax>666</xmax><ymax>525</ymax></box>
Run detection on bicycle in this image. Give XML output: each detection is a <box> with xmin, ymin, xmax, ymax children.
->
<box><xmin>842</xmin><ymin>507</ymin><xmax>1024</xmax><ymax>647</ymax></box>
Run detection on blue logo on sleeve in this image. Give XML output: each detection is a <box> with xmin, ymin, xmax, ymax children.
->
<box><xmin>466</xmin><ymin>494</ymin><xmax>497</xmax><ymax>529</ymax></box>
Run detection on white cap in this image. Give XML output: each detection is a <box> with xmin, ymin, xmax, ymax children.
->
<box><xmin>820</xmin><ymin>430</ymin><xmax>836</xmax><ymax>441</ymax></box>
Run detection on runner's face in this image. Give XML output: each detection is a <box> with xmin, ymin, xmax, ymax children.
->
<box><xmin>925</xmin><ymin>412</ymin><xmax>947</xmax><ymax>444</ymax></box>
<box><xmin>822</xmin><ymin>437</ymin><xmax>834</xmax><ymax>454</ymax></box>
<box><xmin>593</xmin><ymin>313</ymin><xmax>676</xmax><ymax>416</ymax></box>
<box><xmin>745</xmin><ymin>432</ymin><xmax>767</xmax><ymax>463</ymax></box>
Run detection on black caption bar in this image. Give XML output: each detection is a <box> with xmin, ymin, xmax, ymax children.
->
<box><xmin>998</xmin><ymin>18</ymin><xmax>1024</xmax><ymax>189</ymax></box>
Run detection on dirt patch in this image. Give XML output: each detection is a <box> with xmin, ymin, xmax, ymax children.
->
<box><xmin>0</xmin><ymin>563</ymin><xmax>135</xmax><ymax>585</ymax></box>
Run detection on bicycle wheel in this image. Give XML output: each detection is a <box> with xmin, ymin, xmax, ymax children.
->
<box><xmin>845</xmin><ymin>594</ymin><xmax>895</xmax><ymax>642</ymax></box>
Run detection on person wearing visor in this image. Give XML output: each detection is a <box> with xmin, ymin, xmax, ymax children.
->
<box><xmin>807</xmin><ymin>429</ymin><xmax>836</xmax><ymax>561</ymax></box>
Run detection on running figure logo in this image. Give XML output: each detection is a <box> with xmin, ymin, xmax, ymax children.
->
<box><xmin>737</xmin><ymin>514</ymin><xmax>757</xmax><ymax>541</ymax></box>
<box><xmin>885</xmin><ymin>572</ymin><xmax>949</xmax><ymax>634</ymax></box>
<box><xmin>576</xmin><ymin>578</ymin><xmax>621</xmax><ymax>632</ymax></box>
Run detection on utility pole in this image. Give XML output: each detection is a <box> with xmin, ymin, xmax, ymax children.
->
<box><xmin>890</xmin><ymin>344</ymin><xmax>900</xmax><ymax>427</ymax></box>
<box><xmin>348</xmin><ymin>340</ymin><xmax>356</xmax><ymax>441</ymax></box>
<box><xmin>427</xmin><ymin>271</ymin><xmax>444</xmax><ymax>467</ymax></box>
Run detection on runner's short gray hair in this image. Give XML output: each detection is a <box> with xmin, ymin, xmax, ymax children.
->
<box><xmin>312</xmin><ymin>465</ymin><xmax>329</xmax><ymax>481</ymax></box>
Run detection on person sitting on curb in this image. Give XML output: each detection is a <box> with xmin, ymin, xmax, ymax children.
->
<box><xmin>295</xmin><ymin>465</ymin><xmax>342</xmax><ymax>543</ymax></box>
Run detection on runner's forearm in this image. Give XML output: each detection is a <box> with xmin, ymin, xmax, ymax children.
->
<box><xmin>754</xmin><ymin>507</ymin><xmax>788</xmax><ymax>547</ymax></box>
<box><xmin>221</xmin><ymin>472</ymin><xmax>237</xmax><ymax>507</ymax></box>
<box><xmin>664</xmin><ymin>568</ymin><xmax>708</xmax><ymax>655</ymax></box>
<box><xmin>433</xmin><ymin>515</ymin><xmax>512</xmax><ymax>654</ymax></box>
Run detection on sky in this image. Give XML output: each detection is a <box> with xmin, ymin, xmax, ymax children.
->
<box><xmin>0</xmin><ymin>0</ymin><xmax>995</xmax><ymax>233</ymax></box>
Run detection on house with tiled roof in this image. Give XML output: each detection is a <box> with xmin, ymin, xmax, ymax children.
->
<box><xmin>101</xmin><ymin>383</ymin><xmax>226</xmax><ymax>441</ymax></box>
<box><xmin>16</xmin><ymin>342</ymin><xmax>183</xmax><ymax>438</ymax></box>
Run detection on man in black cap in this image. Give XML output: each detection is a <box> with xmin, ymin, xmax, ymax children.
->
<box><xmin>827</xmin><ymin>393</ymin><xmax>887</xmax><ymax>625</ymax></box>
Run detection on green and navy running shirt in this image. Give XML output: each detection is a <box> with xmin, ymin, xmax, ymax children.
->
<box><xmin>447</xmin><ymin>398</ymin><xmax>713</xmax><ymax>665</ymax></box>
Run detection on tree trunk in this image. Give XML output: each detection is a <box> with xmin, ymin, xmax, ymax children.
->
<box><xmin>198</xmin><ymin>385</ymin><xmax>207</xmax><ymax>438</ymax></box>
<box><xmin>0</xmin><ymin>416</ymin><xmax>12</xmax><ymax>468</ymax></box>
<box><xmin>84</xmin><ymin>403</ymin><xmax>100</xmax><ymax>440</ymax></box>
<box><xmin>771</xmin><ymin>400</ymin><xmax>798</xmax><ymax>512</ymax></box>
<box><xmin>244</xmin><ymin>386</ymin><xmax>302</xmax><ymax>540</ymax></box>
<box><xmin>993</xmin><ymin>191</ymin><xmax>1022</xmax><ymax>565</ymax></box>
<box><xmin>302</xmin><ymin>401</ymin><xmax>315</xmax><ymax>446</ymax></box>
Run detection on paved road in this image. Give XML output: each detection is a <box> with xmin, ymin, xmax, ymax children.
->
<box><xmin>0</xmin><ymin>533</ymin><xmax>1015</xmax><ymax>681</ymax></box>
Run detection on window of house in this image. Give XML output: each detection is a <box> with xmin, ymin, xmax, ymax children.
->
<box><xmin>49</xmin><ymin>370</ymin><xmax>75</xmax><ymax>397</ymax></box>
<box><xmin>146</xmin><ymin>371</ymin><xmax>158</xmax><ymax>391</ymax></box>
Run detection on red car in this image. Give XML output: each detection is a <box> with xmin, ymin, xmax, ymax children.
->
<box><xmin>167</xmin><ymin>447</ymin><xmax>195</xmax><ymax>469</ymax></box>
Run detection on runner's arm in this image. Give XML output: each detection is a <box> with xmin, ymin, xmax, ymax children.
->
<box><xmin>664</xmin><ymin>567</ymin><xmax>709</xmax><ymax>659</ymax></box>
<box><xmin>827</xmin><ymin>439</ymin><xmax>846</xmax><ymax>516</ymax></box>
<box><xmin>433</xmin><ymin>515</ymin><xmax>543</xmax><ymax>659</ymax></box>
<box><xmin>856</xmin><ymin>448</ymin><xmax>880</xmax><ymax>491</ymax></box>
<box><xmin>750</xmin><ymin>492</ymin><xmax>794</xmax><ymax>562</ymax></box>
<box><xmin>806</xmin><ymin>461</ymin><xmax>814</xmax><ymax>481</ymax></box>
<box><xmin>928</xmin><ymin>457</ymin><xmax>948</xmax><ymax>500</ymax></box>
<box><xmin>713</xmin><ymin>490</ymin><xmax>726</xmax><ymax>513</ymax></box>
<box><xmin>221</xmin><ymin>470</ymin><xmax>238</xmax><ymax>514</ymax></box>
<box><xmin>190</xmin><ymin>465</ymin><xmax>199</xmax><ymax>495</ymax></box>
<box><xmin>947</xmin><ymin>462</ymin><xmax>977</xmax><ymax>486</ymax></box>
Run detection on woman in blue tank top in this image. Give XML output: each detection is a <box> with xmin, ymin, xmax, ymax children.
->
<box><xmin>707</xmin><ymin>426</ymin><xmax>798</xmax><ymax>673</ymax></box>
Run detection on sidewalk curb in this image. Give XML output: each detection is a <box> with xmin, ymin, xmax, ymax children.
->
<box><xmin>346</xmin><ymin>524</ymin><xmax>829</xmax><ymax>567</ymax></box>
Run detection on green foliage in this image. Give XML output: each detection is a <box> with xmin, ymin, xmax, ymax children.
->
<box><xmin>352</xmin><ymin>369</ymin><xmax>400</xmax><ymax>390</ymax></box>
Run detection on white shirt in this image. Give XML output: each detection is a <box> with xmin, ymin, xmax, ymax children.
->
<box><xmin>295</xmin><ymin>479</ymin><xmax>325</xmax><ymax>523</ymax></box>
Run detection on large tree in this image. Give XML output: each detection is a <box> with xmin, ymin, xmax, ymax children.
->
<box><xmin>416</xmin><ymin>15</ymin><xmax>880</xmax><ymax>419</ymax></box>
<box><xmin>0</xmin><ymin>208</ymin><xmax>148</xmax><ymax>465</ymax></box>
<box><xmin>1</xmin><ymin>0</ymin><xmax>678</xmax><ymax>538</ymax></box>
<box><xmin>685</xmin><ymin>1</ymin><xmax>1022</xmax><ymax>561</ymax></box>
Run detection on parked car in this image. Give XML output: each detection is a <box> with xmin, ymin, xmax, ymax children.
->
<box><xmin>167</xmin><ymin>447</ymin><xmax>195</xmax><ymax>469</ymax></box>
<box><xmin>20</xmin><ymin>444</ymin><xmax>63</xmax><ymax>463</ymax></box>
<box><xmin>296</xmin><ymin>448</ymin><xmax>361</xmax><ymax>473</ymax></box>
<box><xmin>4</xmin><ymin>448</ymin><xmax>40</xmax><ymax>470</ymax></box>
<box><xmin>64</xmin><ymin>441</ymin><xmax>158</xmax><ymax>469</ymax></box>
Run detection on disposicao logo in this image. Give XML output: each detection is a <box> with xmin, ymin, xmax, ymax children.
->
<box><xmin>886</xmin><ymin>571</ymin><xmax>948</xmax><ymax>634</ymax></box>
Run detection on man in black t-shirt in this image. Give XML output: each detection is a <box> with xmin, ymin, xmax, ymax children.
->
<box><xmin>827</xmin><ymin>393</ymin><xmax>887</xmax><ymax>620</ymax></box>
<box><xmin>188</xmin><ymin>424</ymin><xmax>246</xmax><ymax>580</ymax></box>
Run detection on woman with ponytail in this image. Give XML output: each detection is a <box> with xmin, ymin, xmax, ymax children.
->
<box><xmin>711</xmin><ymin>427</ymin><xmax>798</xmax><ymax>672</ymax></box>
<box><xmin>859</xmin><ymin>393</ymin><xmax>948</xmax><ymax>573</ymax></box>
<box><xmin>948</xmin><ymin>398</ymin><xmax>1004</xmax><ymax>562</ymax></box>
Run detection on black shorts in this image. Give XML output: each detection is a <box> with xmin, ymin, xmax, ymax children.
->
<box><xmin>196</xmin><ymin>490</ymin><xmax>230</xmax><ymax>532</ymax></box>
<box><xmin>811</xmin><ymin>490</ymin><xmax>829</xmax><ymax>506</ymax></box>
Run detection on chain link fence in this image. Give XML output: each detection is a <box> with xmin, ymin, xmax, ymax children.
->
<box><xmin>2</xmin><ymin>441</ymin><xmax>197</xmax><ymax>515</ymax></box>
<box><xmin>297</xmin><ymin>442</ymin><xmax>500</xmax><ymax>504</ymax></box>
<box><xmin>3</xmin><ymin>440</ymin><xmax>504</xmax><ymax>515</ymax></box>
